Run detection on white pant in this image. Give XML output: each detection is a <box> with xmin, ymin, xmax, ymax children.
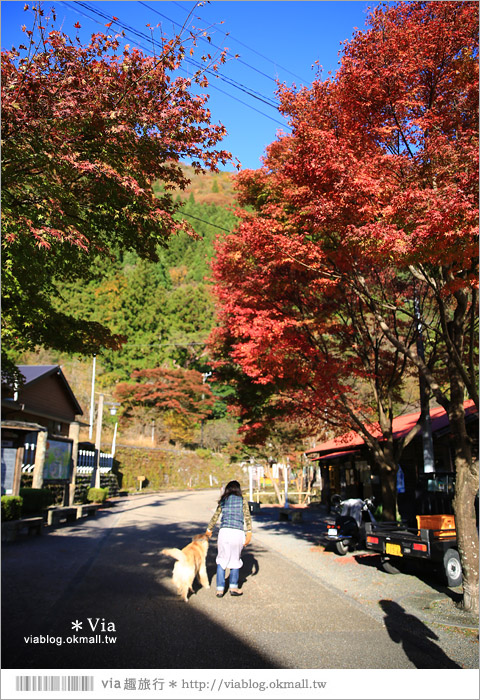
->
<box><xmin>216</xmin><ymin>527</ymin><xmax>245</xmax><ymax>570</ymax></box>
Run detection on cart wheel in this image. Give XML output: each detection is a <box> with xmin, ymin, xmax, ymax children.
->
<box><xmin>334</xmin><ymin>539</ymin><xmax>349</xmax><ymax>556</ymax></box>
<box><xmin>443</xmin><ymin>549</ymin><xmax>462</xmax><ymax>587</ymax></box>
<box><xmin>380</xmin><ymin>555</ymin><xmax>401</xmax><ymax>575</ymax></box>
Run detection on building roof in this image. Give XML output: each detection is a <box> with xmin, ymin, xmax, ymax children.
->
<box><xmin>17</xmin><ymin>365</ymin><xmax>58</xmax><ymax>384</ymax></box>
<box><xmin>310</xmin><ymin>449</ymin><xmax>357</xmax><ymax>463</ymax></box>
<box><xmin>16</xmin><ymin>365</ymin><xmax>83</xmax><ymax>416</ymax></box>
<box><xmin>305</xmin><ymin>400</ymin><xmax>477</xmax><ymax>458</ymax></box>
<box><xmin>1</xmin><ymin>420</ymin><xmax>47</xmax><ymax>432</ymax></box>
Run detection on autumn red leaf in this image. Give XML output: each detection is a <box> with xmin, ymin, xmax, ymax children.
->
<box><xmin>210</xmin><ymin>0</ymin><xmax>478</xmax><ymax>611</ymax></box>
<box><xmin>114</xmin><ymin>367</ymin><xmax>215</xmax><ymax>422</ymax></box>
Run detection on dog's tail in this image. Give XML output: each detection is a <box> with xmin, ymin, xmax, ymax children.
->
<box><xmin>161</xmin><ymin>548</ymin><xmax>185</xmax><ymax>562</ymax></box>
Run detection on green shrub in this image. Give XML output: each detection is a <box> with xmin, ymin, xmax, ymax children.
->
<box><xmin>195</xmin><ymin>448</ymin><xmax>211</xmax><ymax>459</ymax></box>
<box><xmin>87</xmin><ymin>487</ymin><xmax>108</xmax><ymax>503</ymax></box>
<box><xmin>1</xmin><ymin>495</ymin><xmax>23</xmax><ymax>521</ymax></box>
<box><xmin>19</xmin><ymin>488</ymin><xmax>55</xmax><ymax>515</ymax></box>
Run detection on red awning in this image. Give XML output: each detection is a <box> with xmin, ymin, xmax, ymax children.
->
<box><xmin>310</xmin><ymin>449</ymin><xmax>359</xmax><ymax>462</ymax></box>
<box><xmin>305</xmin><ymin>400</ymin><xmax>476</xmax><ymax>459</ymax></box>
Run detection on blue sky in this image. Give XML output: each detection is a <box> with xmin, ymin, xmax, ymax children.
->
<box><xmin>1</xmin><ymin>0</ymin><xmax>373</xmax><ymax>170</ymax></box>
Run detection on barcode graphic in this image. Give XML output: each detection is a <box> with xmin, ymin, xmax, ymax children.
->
<box><xmin>15</xmin><ymin>676</ymin><xmax>94</xmax><ymax>691</ymax></box>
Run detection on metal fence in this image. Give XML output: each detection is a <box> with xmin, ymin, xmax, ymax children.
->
<box><xmin>21</xmin><ymin>441</ymin><xmax>38</xmax><ymax>472</ymax></box>
<box><xmin>20</xmin><ymin>440</ymin><xmax>113</xmax><ymax>474</ymax></box>
<box><xmin>76</xmin><ymin>448</ymin><xmax>114</xmax><ymax>474</ymax></box>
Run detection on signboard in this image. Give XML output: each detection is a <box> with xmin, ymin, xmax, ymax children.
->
<box><xmin>396</xmin><ymin>465</ymin><xmax>406</xmax><ymax>494</ymax></box>
<box><xmin>248</xmin><ymin>466</ymin><xmax>264</xmax><ymax>480</ymax></box>
<box><xmin>1</xmin><ymin>447</ymin><xmax>17</xmax><ymax>495</ymax></box>
<box><xmin>43</xmin><ymin>439</ymin><xmax>72</xmax><ymax>481</ymax></box>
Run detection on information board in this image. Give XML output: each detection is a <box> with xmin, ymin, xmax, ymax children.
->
<box><xmin>1</xmin><ymin>447</ymin><xmax>17</xmax><ymax>495</ymax></box>
<box><xmin>43</xmin><ymin>439</ymin><xmax>72</xmax><ymax>481</ymax></box>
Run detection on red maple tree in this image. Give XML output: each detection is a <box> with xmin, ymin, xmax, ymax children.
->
<box><xmin>114</xmin><ymin>366</ymin><xmax>215</xmax><ymax>422</ymax></box>
<box><xmin>210</xmin><ymin>2</ymin><xmax>478</xmax><ymax>611</ymax></box>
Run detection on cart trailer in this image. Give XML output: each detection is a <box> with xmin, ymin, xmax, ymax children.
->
<box><xmin>365</xmin><ymin>514</ymin><xmax>461</xmax><ymax>586</ymax></box>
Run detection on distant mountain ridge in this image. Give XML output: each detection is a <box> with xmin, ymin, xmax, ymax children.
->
<box><xmin>155</xmin><ymin>164</ymin><xmax>238</xmax><ymax>208</ymax></box>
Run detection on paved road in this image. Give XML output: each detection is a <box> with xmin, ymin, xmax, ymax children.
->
<box><xmin>2</xmin><ymin>491</ymin><xmax>477</xmax><ymax>671</ymax></box>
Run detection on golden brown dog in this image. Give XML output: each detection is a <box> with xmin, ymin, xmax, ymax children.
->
<box><xmin>161</xmin><ymin>534</ymin><xmax>210</xmax><ymax>602</ymax></box>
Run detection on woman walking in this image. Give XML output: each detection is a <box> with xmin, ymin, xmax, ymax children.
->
<box><xmin>205</xmin><ymin>480</ymin><xmax>252</xmax><ymax>597</ymax></box>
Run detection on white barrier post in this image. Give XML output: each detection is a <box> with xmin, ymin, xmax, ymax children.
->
<box><xmin>283</xmin><ymin>461</ymin><xmax>289</xmax><ymax>509</ymax></box>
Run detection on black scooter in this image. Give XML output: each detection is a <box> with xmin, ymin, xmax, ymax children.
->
<box><xmin>326</xmin><ymin>495</ymin><xmax>376</xmax><ymax>555</ymax></box>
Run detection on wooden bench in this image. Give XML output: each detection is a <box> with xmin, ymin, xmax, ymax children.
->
<box><xmin>75</xmin><ymin>503</ymin><xmax>99</xmax><ymax>519</ymax></box>
<box><xmin>2</xmin><ymin>517</ymin><xmax>44</xmax><ymax>542</ymax></box>
<box><xmin>47</xmin><ymin>507</ymin><xmax>78</xmax><ymax>527</ymax></box>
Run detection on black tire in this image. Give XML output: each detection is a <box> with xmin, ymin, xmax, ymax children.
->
<box><xmin>380</xmin><ymin>555</ymin><xmax>401</xmax><ymax>575</ymax></box>
<box><xmin>443</xmin><ymin>548</ymin><xmax>462</xmax><ymax>587</ymax></box>
<box><xmin>334</xmin><ymin>539</ymin><xmax>350</xmax><ymax>556</ymax></box>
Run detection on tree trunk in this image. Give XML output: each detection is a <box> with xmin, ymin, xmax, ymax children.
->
<box><xmin>453</xmin><ymin>462</ymin><xmax>479</xmax><ymax>614</ymax></box>
<box><xmin>378</xmin><ymin>462</ymin><xmax>397</xmax><ymax>521</ymax></box>
<box><xmin>340</xmin><ymin>394</ymin><xmax>399</xmax><ymax>520</ymax></box>
<box><xmin>371</xmin><ymin>436</ymin><xmax>397</xmax><ymax>521</ymax></box>
<box><xmin>370</xmin><ymin>430</ymin><xmax>398</xmax><ymax>521</ymax></box>
<box><xmin>449</xmin><ymin>375</ymin><xmax>479</xmax><ymax>614</ymax></box>
<box><xmin>264</xmin><ymin>463</ymin><xmax>283</xmax><ymax>506</ymax></box>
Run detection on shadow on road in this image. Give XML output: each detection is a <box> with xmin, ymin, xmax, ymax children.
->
<box><xmin>379</xmin><ymin>600</ymin><xmax>461</xmax><ymax>668</ymax></box>
<box><xmin>252</xmin><ymin>506</ymin><xmax>329</xmax><ymax>549</ymax></box>
<box><xmin>353</xmin><ymin>551</ymin><xmax>463</xmax><ymax>602</ymax></box>
<box><xmin>239</xmin><ymin>550</ymin><xmax>260</xmax><ymax>588</ymax></box>
<box><xmin>253</xmin><ymin>506</ymin><xmax>462</xmax><ymax>596</ymax></box>
<box><xmin>1</xmin><ymin>506</ymin><xmax>279</xmax><ymax>670</ymax></box>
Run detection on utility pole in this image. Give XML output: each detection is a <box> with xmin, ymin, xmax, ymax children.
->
<box><xmin>111</xmin><ymin>421</ymin><xmax>118</xmax><ymax>457</ymax></box>
<box><xmin>92</xmin><ymin>393</ymin><xmax>104</xmax><ymax>489</ymax></box>
<box><xmin>88</xmin><ymin>354</ymin><xmax>96</xmax><ymax>441</ymax></box>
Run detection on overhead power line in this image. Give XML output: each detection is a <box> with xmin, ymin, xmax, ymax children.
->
<box><xmin>59</xmin><ymin>1</ymin><xmax>291</xmax><ymax>129</ymax></box>
<box><xmin>139</xmin><ymin>1</ymin><xmax>288</xmax><ymax>86</ymax></box>
<box><xmin>204</xmin><ymin>79</ymin><xmax>287</xmax><ymax>129</ymax></box>
<box><xmin>180</xmin><ymin>211</ymin><xmax>234</xmax><ymax>233</ymax></box>
<box><xmin>76</xmin><ymin>2</ymin><xmax>280</xmax><ymax>110</ymax></box>
<box><xmin>172</xmin><ymin>0</ymin><xmax>309</xmax><ymax>84</ymax></box>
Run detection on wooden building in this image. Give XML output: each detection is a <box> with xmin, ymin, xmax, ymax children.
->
<box><xmin>305</xmin><ymin>400</ymin><xmax>478</xmax><ymax>519</ymax></box>
<box><xmin>1</xmin><ymin>366</ymin><xmax>84</xmax><ymax>502</ymax></box>
<box><xmin>2</xmin><ymin>365</ymin><xmax>83</xmax><ymax>436</ymax></box>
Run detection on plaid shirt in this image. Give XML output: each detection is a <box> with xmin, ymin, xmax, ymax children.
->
<box><xmin>207</xmin><ymin>495</ymin><xmax>252</xmax><ymax>533</ymax></box>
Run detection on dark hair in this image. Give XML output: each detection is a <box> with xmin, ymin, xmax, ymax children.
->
<box><xmin>219</xmin><ymin>480</ymin><xmax>243</xmax><ymax>504</ymax></box>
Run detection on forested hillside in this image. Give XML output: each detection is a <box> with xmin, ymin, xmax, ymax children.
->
<box><xmin>53</xmin><ymin>194</ymin><xmax>238</xmax><ymax>382</ymax></box>
<box><xmin>18</xmin><ymin>175</ymin><xmax>241</xmax><ymax>452</ymax></box>
<box><xmin>156</xmin><ymin>164</ymin><xmax>235</xmax><ymax>207</ymax></box>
